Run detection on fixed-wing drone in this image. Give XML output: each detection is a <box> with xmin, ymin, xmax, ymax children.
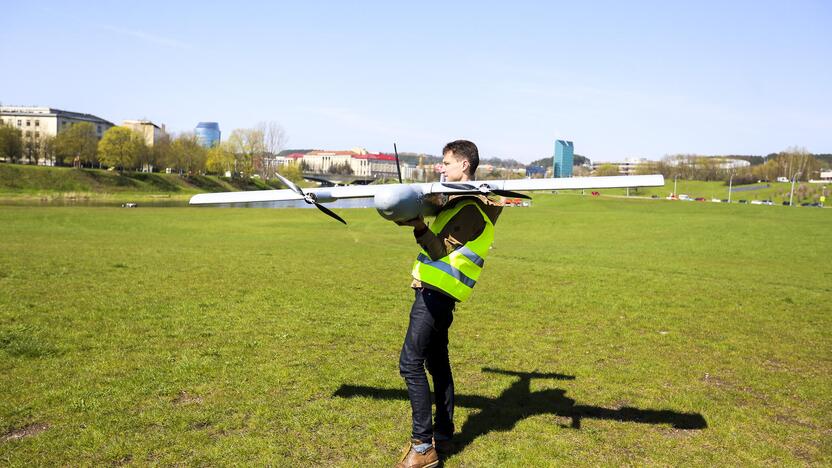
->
<box><xmin>189</xmin><ymin>172</ymin><xmax>665</xmax><ymax>224</ymax></box>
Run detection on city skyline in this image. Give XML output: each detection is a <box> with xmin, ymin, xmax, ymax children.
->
<box><xmin>2</xmin><ymin>1</ymin><xmax>830</xmax><ymax>163</ymax></box>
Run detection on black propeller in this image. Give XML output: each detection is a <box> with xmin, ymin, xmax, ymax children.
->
<box><xmin>441</xmin><ymin>182</ymin><xmax>532</xmax><ymax>200</ymax></box>
<box><xmin>275</xmin><ymin>173</ymin><xmax>347</xmax><ymax>225</ymax></box>
<box><xmin>393</xmin><ymin>143</ymin><xmax>403</xmax><ymax>184</ymax></box>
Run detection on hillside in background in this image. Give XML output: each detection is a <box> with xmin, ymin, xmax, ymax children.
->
<box><xmin>0</xmin><ymin>164</ymin><xmax>283</xmax><ymax>196</ymax></box>
<box><xmin>530</xmin><ymin>154</ymin><xmax>590</xmax><ymax>167</ymax></box>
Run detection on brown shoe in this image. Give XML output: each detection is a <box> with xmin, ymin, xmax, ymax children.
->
<box><xmin>395</xmin><ymin>439</ymin><xmax>439</xmax><ymax>468</ymax></box>
<box><xmin>433</xmin><ymin>438</ymin><xmax>453</xmax><ymax>457</ymax></box>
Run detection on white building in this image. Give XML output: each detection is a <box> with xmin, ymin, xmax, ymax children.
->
<box><xmin>0</xmin><ymin>106</ymin><xmax>114</xmax><ymax>140</ymax></box>
<box><xmin>0</xmin><ymin>106</ymin><xmax>115</xmax><ymax>164</ymax></box>
<box><xmin>273</xmin><ymin>148</ymin><xmax>416</xmax><ymax>180</ymax></box>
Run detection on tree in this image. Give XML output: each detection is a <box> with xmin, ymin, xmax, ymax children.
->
<box><xmin>98</xmin><ymin>126</ymin><xmax>144</xmax><ymax>171</ymax></box>
<box><xmin>260</xmin><ymin>121</ymin><xmax>287</xmax><ymax>155</ymax></box>
<box><xmin>227</xmin><ymin>128</ymin><xmax>265</xmax><ymax>176</ymax></box>
<box><xmin>205</xmin><ymin>142</ymin><xmax>235</xmax><ymax>175</ymax></box>
<box><xmin>327</xmin><ymin>162</ymin><xmax>354</xmax><ymax>175</ymax></box>
<box><xmin>0</xmin><ymin>124</ymin><xmax>23</xmax><ymax>163</ymax></box>
<box><xmin>595</xmin><ymin>163</ymin><xmax>619</xmax><ymax>176</ymax></box>
<box><xmin>39</xmin><ymin>135</ymin><xmax>56</xmax><ymax>166</ymax></box>
<box><xmin>168</xmin><ymin>133</ymin><xmax>207</xmax><ymax>175</ymax></box>
<box><xmin>277</xmin><ymin>162</ymin><xmax>304</xmax><ymax>184</ymax></box>
<box><xmin>54</xmin><ymin>122</ymin><xmax>98</xmax><ymax>167</ymax></box>
<box><xmin>572</xmin><ymin>165</ymin><xmax>591</xmax><ymax>177</ymax></box>
<box><xmin>150</xmin><ymin>133</ymin><xmax>173</xmax><ymax>172</ymax></box>
<box><xmin>529</xmin><ymin>154</ymin><xmax>589</xmax><ymax>168</ymax></box>
<box><xmin>633</xmin><ymin>160</ymin><xmax>661</xmax><ymax>175</ymax></box>
<box><xmin>22</xmin><ymin>132</ymin><xmax>39</xmax><ymax>165</ymax></box>
<box><xmin>776</xmin><ymin>146</ymin><xmax>818</xmax><ymax>182</ymax></box>
<box><xmin>259</xmin><ymin>121</ymin><xmax>288</xmax><ymax>178</ymax></box>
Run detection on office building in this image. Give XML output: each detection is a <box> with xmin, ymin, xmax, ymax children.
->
<box><xmin>195</xmin><ymin>122</ymin><xmax>221</xmax><ymax>148</ymax></box>
<box><xmin>553</xmin><ymin>140</ymin><xmax>574</xmax><ymax>177</ymax></box>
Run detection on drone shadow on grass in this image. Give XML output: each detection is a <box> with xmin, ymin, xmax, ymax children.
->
<box><xmin>333</xmin><ymin>367</ymin><xmax>707</xmax><ymax>457</ymax></box>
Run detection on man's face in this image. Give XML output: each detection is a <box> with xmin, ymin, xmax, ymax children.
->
<box><xmin>440</xmin><ymin>151</ymin><xmax>469</xmax><ymax>182</ymax></box>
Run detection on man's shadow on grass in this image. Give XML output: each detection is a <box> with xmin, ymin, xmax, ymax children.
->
<box><xmin>333</xmin><ymin>367</ymin><xmax>707</xmax><ymax>457</ymax></box>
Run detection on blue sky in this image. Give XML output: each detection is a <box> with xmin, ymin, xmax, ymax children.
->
<box><xmin>2</xmin><ymin>1</ymin><xmax>830</xmax><ymax>162</ymax></box>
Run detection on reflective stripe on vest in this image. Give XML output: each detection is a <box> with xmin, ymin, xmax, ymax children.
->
<box><xmin>411</xmin><ymin>198</ymin><xmax>494</xmax><ymax>301</ymax></box>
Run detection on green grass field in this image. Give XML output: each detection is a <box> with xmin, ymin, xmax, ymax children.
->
<box><xmin>1</xmin><ymin>196</ymin><xmax>830</xmax><ymax>466</ymax></box>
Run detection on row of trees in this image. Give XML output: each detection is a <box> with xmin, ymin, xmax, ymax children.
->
<box><xmin>631</xmin><ymin>148</ymin><xmax>823</xmax><ymax>183</ymax></box>
<box><xmin>0</xmin><ymin>121</ymin><xmax>288</xmax><ymax>177</ymax></box>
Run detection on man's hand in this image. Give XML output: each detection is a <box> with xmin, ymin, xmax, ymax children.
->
<box><xmin>396</xmin><ymin>217</ymin><xmax>428</xmax><ymax>235</ymax></box>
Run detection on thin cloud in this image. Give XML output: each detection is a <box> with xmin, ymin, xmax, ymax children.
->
<box><xmin>100</xmin><ymin>25</ymin><xmax>192</xmax><ymax>50</ymax></box>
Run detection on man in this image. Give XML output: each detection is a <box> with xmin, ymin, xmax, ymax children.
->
<box><xmin>395</xmin><ymin>140</ymin><xmax>502</xmax><ymax>467</ymax></box>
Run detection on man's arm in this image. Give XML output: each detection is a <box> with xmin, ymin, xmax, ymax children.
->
<box><xmin>399</xmin><ymin>204</ymin><xmax>485</xmax><ymax>261</ymax></box>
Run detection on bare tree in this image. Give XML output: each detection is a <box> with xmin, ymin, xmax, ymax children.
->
<box><xmin>260</xmin><ymin>121</ymin><xmax>288</xmax><ymax>156</ymax></box>
<box><xmin>780</xmin><ymin>146</ymin><xmax>817</xmax><ymax>181</ymax></box>
<box><xmin>257</xmin><ymin>121</ymin><xmax>288</xmax><ymax>178</ymax></box>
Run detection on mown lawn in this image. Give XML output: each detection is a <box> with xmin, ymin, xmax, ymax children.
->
<box><xmin>0</xmin><ymin>196</ymin><xmax>829</xmax><ymax>466</ymax></box>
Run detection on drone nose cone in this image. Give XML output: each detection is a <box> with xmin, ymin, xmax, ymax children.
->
<box><xmin>374</xmin><ymin>185</ymin><xmax>421</xmax><ymax>222</ymax></box>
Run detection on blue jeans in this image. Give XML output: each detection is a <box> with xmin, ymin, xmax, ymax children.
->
<box><xmin>399</xmin><ymin>288</ymin><xmax>456</xmax><ymax>443</ymax></box>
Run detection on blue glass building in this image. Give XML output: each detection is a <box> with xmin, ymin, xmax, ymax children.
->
<box><xmin>195</xmin><ymin>122</ymin><xmax>221</xmax><ymax>148</ymax></box>
<box><xmin>553</xmin><ymin>140</ymin><xmax>574</xmax><ymax>177</ymax></box>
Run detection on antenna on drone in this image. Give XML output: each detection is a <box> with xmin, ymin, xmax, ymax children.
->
<box><xmin>393</xmin><ymin>143</ymin><xmax>403</xmax><ymax>184</ymax></box>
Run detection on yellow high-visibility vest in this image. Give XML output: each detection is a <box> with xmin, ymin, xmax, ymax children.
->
<box><xmin>411</xmin><ymin>198</ymin><xmax>494</xmax><ymax>301</ymax></box>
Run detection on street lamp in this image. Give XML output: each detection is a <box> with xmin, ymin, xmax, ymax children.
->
<box><xmin>728</xmin><ymin>173</ymin><xmax>733</xmax><ymax>203</ymax></box>
<box><xmin>789</xmin><ymin>171</ymin><xmax>802</xmax><ymax>207</ymax></box>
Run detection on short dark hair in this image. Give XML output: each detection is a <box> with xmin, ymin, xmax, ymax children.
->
<box><xmin>442</xmin><ymin>140</ymin><xmax>479</xmax><ymax>177</ymax></box>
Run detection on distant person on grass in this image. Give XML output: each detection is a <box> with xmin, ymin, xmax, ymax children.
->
<box><xmin>394</xmin><ymin>140</ymin><xmax>503</xmax><ymax>467</ymax></box>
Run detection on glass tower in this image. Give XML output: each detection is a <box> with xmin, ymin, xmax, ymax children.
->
<box><xmin>195</xmin><ymin>122</ymin><xmax>221</xmax><ymax>148</ymax></box>
<box><xmin>553</xmin><ymin>140</ymin><xmax>574</xmax><ymax>178</ymax></box>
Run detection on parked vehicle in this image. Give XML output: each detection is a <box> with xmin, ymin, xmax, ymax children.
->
<box><xmin>695</xmin><ymin>197</ymin><xmax>706</xmax><ymax>202</ymax></box>
<box><xmin>738</xmin><ymin>200</ymin><xmax>748</xmax><ymax>204</ymax></box>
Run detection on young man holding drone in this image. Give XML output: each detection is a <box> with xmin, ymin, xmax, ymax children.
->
<box><xmin>395</xmin><ymin>140</ymin><xmax>503</xmax><ymax>467</ymax></box>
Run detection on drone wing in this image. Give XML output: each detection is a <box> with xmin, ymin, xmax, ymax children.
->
<box><xmin>189</xmin><ymin>174</ymin><xmax>665</xmax><ymax>205</ymax></box>
<box><xmin>423</xmin><ymin>174</ymin><xmax>665</xmax><ymax>197</ymax></box>
<box><xmin>188</xmin><ymin>184</ymin><xmax>387</xmax><ymax>205</ymax></box>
